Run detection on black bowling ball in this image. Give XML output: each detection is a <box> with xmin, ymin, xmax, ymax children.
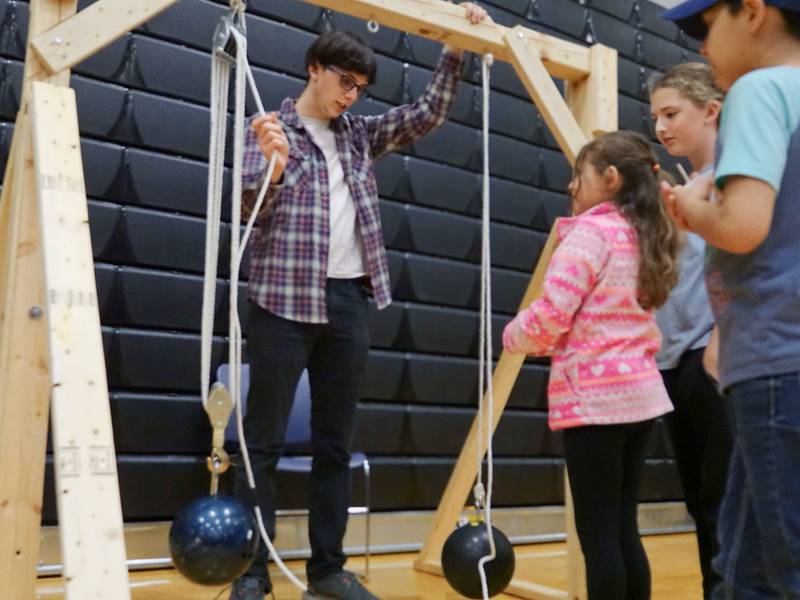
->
<box><xmin>441</xmin><ymin>523</ymin><xmax>515</xmax><ymax>598</ymax></box>
<box><xmin>169</xmin><ymin>494</ymin><xmax>259</xmax><ymax>585</ymax></box>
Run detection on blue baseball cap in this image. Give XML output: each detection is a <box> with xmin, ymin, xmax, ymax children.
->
<box><xmin>663</xmin><ymin>0</ymin><xmax>800</xmax><ymax>40</ymax></box>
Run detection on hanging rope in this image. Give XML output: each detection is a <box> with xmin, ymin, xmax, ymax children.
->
<box><xmin>200</xmin><ymin>7</ymin><xmax>305</xmax><ymax>593</ymax></box>
<box><xmin>474</xmin><ymin>52</ymin><xmax>495</xmax><ymax>600</ymax></box>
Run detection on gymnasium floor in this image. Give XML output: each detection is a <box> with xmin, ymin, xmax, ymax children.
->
<box><xmin>34</xmin><ymin>533</ymin><xmax>702</xmax><ymax>599</ymax></box>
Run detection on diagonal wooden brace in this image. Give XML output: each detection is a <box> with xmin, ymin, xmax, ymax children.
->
<box><xmin>30</xmin><ymin>0</ymin><xmax>181</xmax><ymax>76</ymax></box>
<box><xmin>505</xmin><ymin>26</ymin><xmax>588</xmax><ymax>163</ymax></box>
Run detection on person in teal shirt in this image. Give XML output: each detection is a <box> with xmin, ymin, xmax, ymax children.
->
<box><xmin>663</xmin><ymin>1</ymin><xmax>800</xmax><ymax>597</ymax></box>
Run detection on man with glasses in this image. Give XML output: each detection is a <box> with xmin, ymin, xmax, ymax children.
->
<box><xmin>231</xmin><ymin>5</ymin><xmax>488</xmax><ymax>599</ymax></box>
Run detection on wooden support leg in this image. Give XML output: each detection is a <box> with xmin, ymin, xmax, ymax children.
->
<box><xmin>0</xmin><ymin>111</ymin><xmax>24</xmax><ymax>313</ymax></box>
<box><xmin>30</xmin><ymin>80</ymin><xmax>130</xmax><ymax>599</ymax></box>
<box><xmin>0</xmin><ymin>110</ymin><xmax>52</xmax><ymax>600</ymax></box>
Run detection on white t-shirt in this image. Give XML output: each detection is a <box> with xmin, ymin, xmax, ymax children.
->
<box><xmin>300</xmin><ymin>116</ymin><xmax>367</xmax><ymax>278</ymax></box>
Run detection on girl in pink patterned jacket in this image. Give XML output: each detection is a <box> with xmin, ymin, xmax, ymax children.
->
<box><xmin>504</xmin><ymin>131</ymin><xmax>681</xmax><ymax>600</ymax></box>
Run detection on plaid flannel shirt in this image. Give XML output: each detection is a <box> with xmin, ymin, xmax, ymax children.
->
<box><xmin>242</xmin><ymin>48</ymin><xmax>464</xmax><ymax>323</ymax></box>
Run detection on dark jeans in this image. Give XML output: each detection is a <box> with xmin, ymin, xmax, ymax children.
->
<box><xmin>564</xmin><ymin>420</ymin><xmax>656</xmax><ymax>600</ymax></box>
<box><xmin>661</xmin><ymin>348</ymin><xmax>733</xmax><ymax>599</ymax></box>
<box><xmin>712</xmin><ymin>372</ymin><xmax>800</xmax><ymax>600</ymax></box>
<box><xmin>234</xmin><ymin>279</ymin><xmax>370</xmax><ymax>586</ymax></box>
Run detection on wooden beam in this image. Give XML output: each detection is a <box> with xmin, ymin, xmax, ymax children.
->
<box><xmin>565</xmin><ymin>44</ymin><xmax>618</xmax><ymax>139</ymax></box>
<box><xmin>30</xmin><ymin>0</ymin><xmax>180</xmax><ymax>76</ymax></box>
<box><xmin>0</xmin><ymin>1</ymin><xmax>78</xmax><ymax>594</ymax></box>
<box><xmin>505</xmin><ymin>26</ymin><xmax>587</xmax><ymax>164</ymax></box>
<box><xmin>300</xmin><ymin>0</ymin><xmax>591</xmax><ymax>81</ymax></box>
<box><xmin>0</xmin><ymin>116</ymin><xmax>21</xmax><ymax>299</ymax></box>
<box><xmin>27</xmin><ymin>0</ymin><xmax>600</xmax><ymax>85</ymax></box>
<box><xmin>23</xmin><ymin>0</ymin><xmax>78</xmax><ymax>90</ymax></box>
<box><xmin>30</xmin><ymin>80</ymin><xmax>131</xmax><ymax>599</ymax></box>
<box><xmin>0</xmin><ymin>111</ymin><xmax>51</xmax><ymax>600</ymax></box>
<box><xmin>414</xmin><ymin>225</ymin><xmax>561</xmax><ymax>577</ymax></box>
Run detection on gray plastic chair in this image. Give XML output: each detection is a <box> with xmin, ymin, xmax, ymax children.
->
<box><xmin>216</xmin><ymin>363</ymin><xmax>371</xmax><ymax>578</ymax></box>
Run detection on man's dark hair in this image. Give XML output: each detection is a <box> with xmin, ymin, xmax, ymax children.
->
<box><xmin>726</xmin><ymin>0</ymin><xmax>800</xmax><ymax>39</ymax></box>
<box><xmin>305</xmin><ymin>31</ymin><xmax>377</xmax><ymax>84</ymax></box>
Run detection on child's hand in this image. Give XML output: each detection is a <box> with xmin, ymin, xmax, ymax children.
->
<box><xmin>502</xmin><ymin>318</ymin><xmax>524</xmax><ymax>354</ymax></box>
<box><xmin>503</xmin><ymin>313</ymin><xmax>545</xmax><ymax>355</ymax></box>
<box><xmin>660</xmin><ymin>170</ymin><xmax>715</xmax><ymax>231</ymax></box>
<box><xmin>660</xmin><ymin>181</ymin><xmax>691</xmax><ymax>230</ymax></box>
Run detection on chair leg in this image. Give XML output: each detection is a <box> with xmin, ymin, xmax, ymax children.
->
<box><xmin>363</xmin><ymin>457</ymin><xmax>371</xmax><ymax>581</ymax></box>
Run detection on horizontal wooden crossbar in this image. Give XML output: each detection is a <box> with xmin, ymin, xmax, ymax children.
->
<box><xmin>31</xmin><ymin>0</ymin><xmax>591</xmax><ymax>82</ymax></box>
<box><xmin>302</xmin><ymin>0</ymin><xmax>591</xmax><ymax>81</ymax></box>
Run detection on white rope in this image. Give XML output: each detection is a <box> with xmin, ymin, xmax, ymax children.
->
<box><xmin>200</xmin><ymin>42</ymin><xmax>230</xmax><ymax>411</ymax></box>
<box><xmin>475</xmin><ymin>52</ymin><xmax>495</xmax><ymax>600</ymax></box>
<box><xmin>200</xmin><ymin>15</ymin><xmax>305</xmax><ymax>592</ymax></box>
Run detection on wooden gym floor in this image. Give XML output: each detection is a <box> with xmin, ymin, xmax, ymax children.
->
<box><xmin>34</xmin><ymin>532</ymin><xmax>702</xmax><ymax>599</ymax></box>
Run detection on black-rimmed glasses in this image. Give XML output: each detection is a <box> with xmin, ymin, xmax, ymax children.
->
<box><xmin>325</xmin><ymin>65</ymin><xmax>369</xmax><ymax>97</ymax></box>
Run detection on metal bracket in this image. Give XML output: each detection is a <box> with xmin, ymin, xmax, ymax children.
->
<box><xmin>212</xmin><ymin>9</ymin><xmax>246</xmax><ymax>62</ymax></box>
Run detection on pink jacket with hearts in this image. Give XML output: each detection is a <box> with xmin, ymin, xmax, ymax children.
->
<box><xmin>503</xmin><ymin>202</ymin><xmax>673</xmax><ymax>431</ymax></box>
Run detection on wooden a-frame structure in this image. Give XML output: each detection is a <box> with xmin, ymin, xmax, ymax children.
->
<box><xmin>0</xmin><ymin>1</ymin><xmax>616</xmax><ymax>598</ymax></box>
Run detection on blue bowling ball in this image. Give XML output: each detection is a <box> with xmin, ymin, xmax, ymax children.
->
<box><xmin>169</xmin><ymin>494</ymin><xmax>259</xmax><ymax>585</ymax></box>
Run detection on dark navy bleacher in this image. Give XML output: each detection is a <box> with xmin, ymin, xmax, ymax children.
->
<box><xmin>0</xmin><ymin>0</ymin><xmax>693</xmax><ymax>523</ymax></box>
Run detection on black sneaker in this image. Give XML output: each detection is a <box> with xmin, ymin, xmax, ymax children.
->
<box><xmin>304</xmin><ymin>570</ymin><xmax>380</xmax><ymax>600</ymax></box>
<box><xmin>229</xmin><ymin>576</ymin><xmax>270</xmax><ymax>600</ymax></box>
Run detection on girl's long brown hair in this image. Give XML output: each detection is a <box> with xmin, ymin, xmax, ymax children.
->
<box><xmin>574</xmin><ymin>130</ymin><xmax>682</xmax><ymax>310</ymax></box>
